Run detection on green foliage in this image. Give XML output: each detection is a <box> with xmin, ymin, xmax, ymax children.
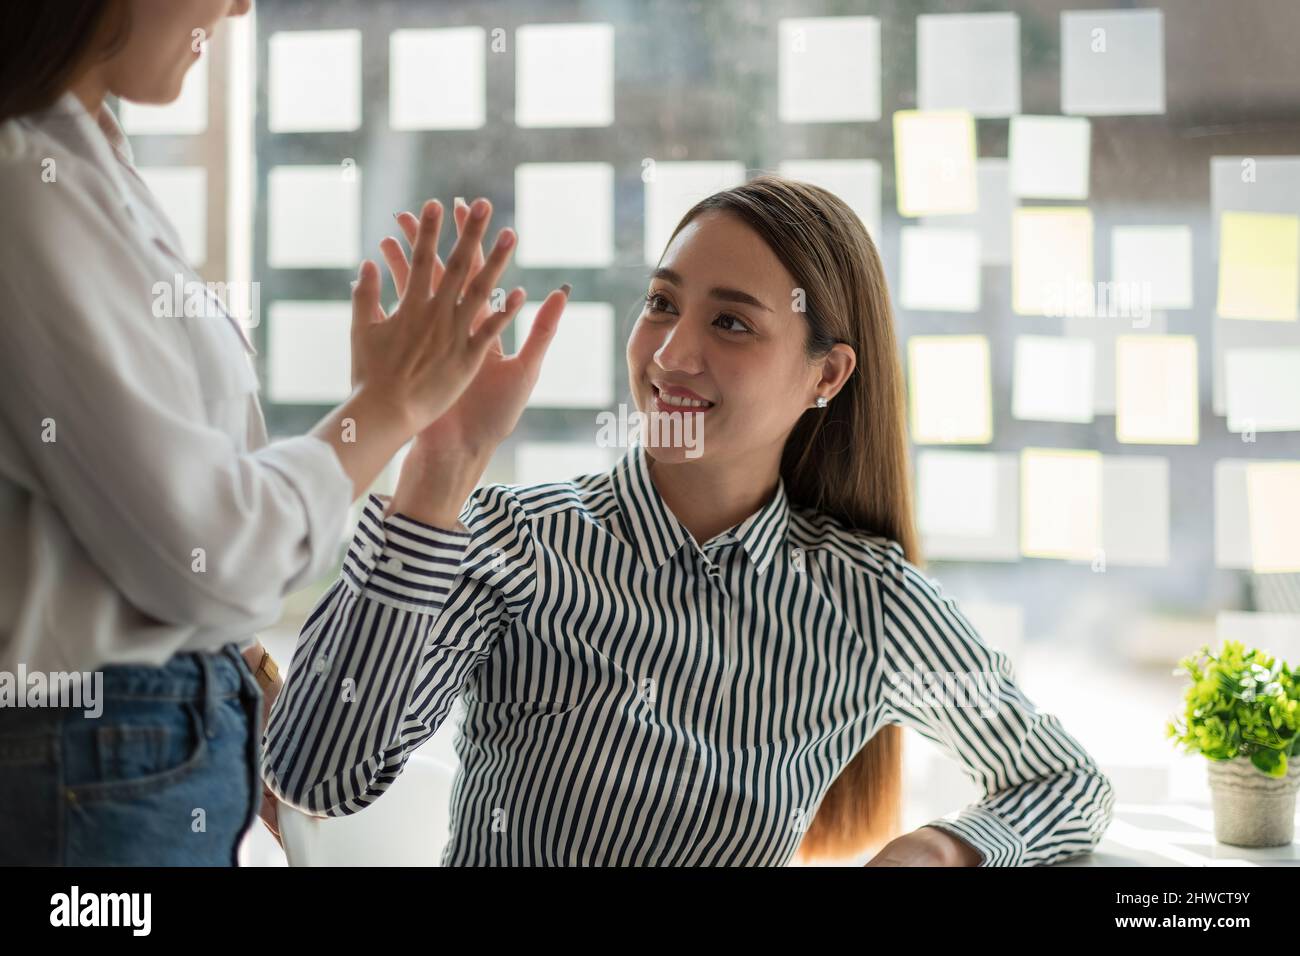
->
<box><xmin>1166</xmin><ymin>640</ymin><xmax>1300</xmax><ymax>777</ymax></box>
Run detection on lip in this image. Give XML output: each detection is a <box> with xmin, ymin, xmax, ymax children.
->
<box><xmin>651</xmin><ymin>384</ymin><xmax>716</xmax><ymax>413</ymax></box>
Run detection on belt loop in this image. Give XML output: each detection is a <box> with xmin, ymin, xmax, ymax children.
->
<box><xmin>197</xmin><ymin>651</ymin><xmax>218</xmax><ymax>740</ymax></box>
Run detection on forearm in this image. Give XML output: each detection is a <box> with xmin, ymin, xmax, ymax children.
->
<box><xmin>310</xmin><ymin>387</ymin><xmax>416</xmax><ymax>502</ymax></box>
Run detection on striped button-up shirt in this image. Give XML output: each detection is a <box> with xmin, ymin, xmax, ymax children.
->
<box><xmin>264</xmin><ymin>440</ymin><xmax>1115</xmax><ymax>866</ymax></box>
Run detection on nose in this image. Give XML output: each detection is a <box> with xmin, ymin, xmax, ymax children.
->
<box><xmin>652</xmin><ymin>314</ymin><xmax>706</xmax><ymax>376</ymax></box>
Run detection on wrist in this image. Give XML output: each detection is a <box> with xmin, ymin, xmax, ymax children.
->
<box><xmin>388</xmin><ymin>445</ymin><xmax>492</xmax><ymax>529</ymax></box>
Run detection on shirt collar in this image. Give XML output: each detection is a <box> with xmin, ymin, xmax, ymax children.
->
<box><xmin>610</xmin><ymin>439</ymin><xmax>791</xmax><ymax>576</ymax></box>
<box><xmin>41</xmin><ymin>90</ymin><xmax>137</xmax><ymax>201</ymax></box>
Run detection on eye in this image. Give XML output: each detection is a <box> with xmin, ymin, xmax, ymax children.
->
<box><xmin>714</xmin><ymin>313</ymin><xmax>752</xmax><ymax>335</ymax></box>
<box><xmin>643</xmin><ymin>291</ymin><xmax>676</xmax><ymax>314</ymax></box>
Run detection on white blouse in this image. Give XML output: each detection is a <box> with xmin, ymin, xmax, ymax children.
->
<box><xmin>0</xmin><ymin>92</ymin><xmax>352</xmax><ymax>673</ymax></box>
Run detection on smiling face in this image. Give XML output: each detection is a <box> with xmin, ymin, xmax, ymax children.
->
<box><xmin>627</xmin><ymin>209</ymin><xmax>851</xmax><ymax>468</ymax></box>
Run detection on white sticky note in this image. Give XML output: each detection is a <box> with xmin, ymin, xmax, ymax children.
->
<box><xmin>1020</xmin><ymin>448</ymin><xmax>1102</xmax><ymax>560</ymax></box>
<box><xmin>778</xmin><ymin>159</ymin><xmax>882</xmax><ymax>240</ymax></box>
<box><xmin>1101</xmin><ymin>455</ymin><xmax>1169</xmax><ymax>566</ymax></box>
<box><xmin>1210</xmin><ymin>156</ymin><xmax>1300</xmax><ymax>256</ymax></box>
<box><xmin>1217</xmin><ymin>211</ymin><xmax>1300</xmax><ymax>321</ymax></box>
<box><xmin>139</xmin><ymin>167</ymin><xmax>207</xmax><ymax>266</ymax></box>
<box><xmin>907</xmin><ymin>336</ymin><xmax>992</xmax><ymax>444</ymax></box>
<box><xmin>1212</xmin><ymin>297</ymin><xmax>1300</xmax><ymax>416</ymax></box>
<box><xmin>1009</xmin><ymin>115</ymin><xmax>1091</xmax><ymax>200</ymax></box>
<box><xmin>915</xmin><ymin>451</ymin><xmax>1020</xmax><ymax>562</ymax></box>
<box><xmin>515</xmin><ymin>442</ymin><xmax>615</xmax><ymax>485</ymax></box>
<box><xmin>1216</xmin><ymin>612</ymin><xmax>1300</xmax><ymax>668</ymax></box>
<box><xmin>1246</xmin><ymin>461</ymin><xmax>1300</xmax><ymax>573</ymax></box>
<box><xmin>1215</xmin><ymin>459</ymin><xmax>1254</xmax><ymax>569</ymax></box>
<box><xmin>389</xmin><ymin>28</ymin><xmax>485</xmax><ymax>130</ymax></box>
<box><xmin>899</xmin><ymin>227</ymin><xmax>981</xmax><ymax>312</ymax></box>
<box><xmin>1012</xmin><ymin>335</ymin><xmax>1095</xmax><ymax>423</ymax></box>
<box><xmin>644</xmin><ymin>161</ymin><xmax>746</xmax><ymax>266</ymax></box>
<box><xmin>917</xmin><ymin>12</ymin><xmax>1020</xmax><ymax>118</ymax></box>
<box><xmin>893</xmin><ymin>110</ymin><xmax>978</xmax><ymax>217</ymax></box>
<box><xmin>778</xmin><ymin>17</ymin><xmax>881</xmax><ymax>123</ymax></box>
<box><xmin>1061</xmin><ymin>9</ymin><xmax>1166</xmax><ymax>116</ymax></box>
<box><xmin>517</xmin><ymin>301</ymin><xmax>614</xmax><ymax>408</ymax></box>
<box><xmin>1115</xmin><ymin>335</ymin><xmax>1198</xmax><ymax>444</ymax></box>
<box><xmin>1012</xmin><ymin>207</ymin><xmax>1094</xmax><ymax>317</ymax></box>
<box><xmin>515</xmin><ymin>163</ymin><xmax>614</xmax><ymax>268</ymax></box>
<box><xmin>267</xmin><ymin>301</ymin><xmax>352</xmax><ymax>403</ymax></box>
<box><xmin>516</xmin><ymin>23</ymin><xmax>614</xmax><ymax>128</ymax></box>
<box><xmin>1225</xmin><ymin>348</ymin><xmax>1300</xmax><ymax>432</ymax></box>
<box><xmin>1111</xmin><ymin>226</ymin><xmax>1193</xmax><ymax>311</ymax></box>
<box><xmin>120</xmin><ymin>53</ymin><xmax>208</xmax><ymax>135</ymax></box>
<box><xmin>922</xmin><ymin>159</ymin><xmax>1012</xmax><ymax>265</ymax></box>
<box><xmin>267</xmin><ymin>166</ymin><xmax>361</xmax><ymax>269</ymax></box>
<box><xmin>268</xmin><ymin>30</ymin><xmax>362</xmax><ymax>133</ymax></box>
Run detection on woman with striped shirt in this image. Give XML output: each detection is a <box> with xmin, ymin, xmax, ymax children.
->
<box><xmin>264</xmin><ymin>176</ymin><xmax>1116</xmax><ymax>866</ymax></box>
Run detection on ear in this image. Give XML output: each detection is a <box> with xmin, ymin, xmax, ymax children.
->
<box><xmin>814</xmin><ymin>343</ymin><xmax>856</xmax><ymax>400</ymax></box>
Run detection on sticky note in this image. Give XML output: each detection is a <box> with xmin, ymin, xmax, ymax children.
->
<box><xmin>643</xmin><ymin>161</ymin><xmax>746</xmax><ymax>266</ymax></box>
<box><xmin>1217</xmin><ymin>211</ymin><xmax>1300</xmax><ymax>321</ymax></box>
<box><xmin>1211</xmin><ymin>305</ymin><xmax>1300</xmax><ymax>415</ymax></box>
<box><xmin>1012</xmin><ymin>207</ymin><xmax>1094</xmax><ymax>316</ymax></box>
<box><xmin>1012</xmin><ymin>335</ymin><xmax>1095</xmax><ymax>423</ymax></box>
<box><xmin>389</xmin><ymin>28</ymin><xmax>485</xmax><ymax>130</ymax></box>
<box><xmin>267</xmin><ymin>301</ymin><xmax>352</xmax><ymax>403</ymax></box>
<box><xmin>1061</xmin><ymin>9</ymin><xmax>1166</xmax><ymax>116</ymax></box>
<box><xmin>899</xmin><ymin>226</ymin><xmax>981</xmax><ymax>312</ymax></box>
<box><xmin>516</xmin><ymin>23</ymin><xmax>614</xmax><ymax>128</ymax></box>
<box><xmin>778</xmin><ymin>17</ymin><xmax>881</xmax><ymax>123</ymax></box>
<box><xmin>267</xmin><ymin>166</ymin><xmax>361</xmax><ymax>269</ymax></box>
<box><xmin>1246</xmin><ymin>461</ymin><xmax>1300</xmax><ymax>573</ymax></box>
<box><xmin>893</xmin><ymin>110</ymin><xmax>978</xmax><ymax>217</ymax></box>
<box><xmin>916</xmin><ymin>450</ymin><xmax>1020</xmax><ymax>561</ymax></box>
<box><xmin>1009</xmin><ymin>115</ymin><xmax>1091</xmax><ymax>200</ymax></box>
<box><xmin>515</xmin><ymin>163</ymin><xmax>615</xmax><ymax>268</ymax></box>
<box><xmin>120</xmin><ymin>53</ymin><xmax>208</xmax><ymax>135</ymax></box>
<box><xmin>268</xmin><ymin>30</ymin><xmax>361</xmax><ymax>133</ymax></box>
<box><xmin>1215</xmin><ymin>459</ymin><xmax>1254</xmax><ymax>569</ymax></box>
<box><xmin>139</xmin><ymin>167</ymin><xmax>207</xmax><ymax>266</ymax></box>
<box><xmin>1020</xmin><ymin>447</ymin><xmax>1102</xmax><ymax>560</ymax></box>
<box><xmin>1111</xmin><ymin>225</ymin><xmax>1193</xmax><ymax>311</ymax></box>
<box><xmin>1224</xmin><ymin>348</ymin><xmax>1300</xmax><ymax>432</ymax></box>
<box><xmin>1210</xmin><ymin>156</ymin><xmax>1300</xmax><ymax>255</ymax></box>
<box><xmin>517</xmin><ymin>301</ymin><xmax>615</xmax><ymax>408</ymax></box>
<box><xmin>778</xmin><ymin>159</ymin><xmax>882</xmax><ymax>240</ymax></box>
<box><xmin>515</xmin><ymin>442</ymin><xmax>616</xmax><ymax>484</ymax></box>
<box><xmin>907</xmin><ymin>335</ymin><xmax>992</xmax><ymax>444</ymax></box>
<box><xmin>1101</xmin><ymin>455</ymin><xmax>1169</xmax><ymax>566</ymax></box>
<box><xmin>922</xmin><ymin>159</ymin><xmax>1012</xmax><ymax>265</ymax></box>
<box><xmin>1115</xmin><ymin>335</ymin><xmax>1198</xmax><ymax>444</ymax></box>
<box><xmin>917</xmin><ymin>12</ymin><xmax>1020</xmax><ymax>117</ymax></box>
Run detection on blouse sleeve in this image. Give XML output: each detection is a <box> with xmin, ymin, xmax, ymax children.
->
<box><xmin>870</xmin><ymin>541</ymin><xmax>1116</xmax><ymax>866</ymax></box>
<box><xmin>262</xmin><ymin>484</ymin><xmax>538</xmax><ymax>816</ymax></box>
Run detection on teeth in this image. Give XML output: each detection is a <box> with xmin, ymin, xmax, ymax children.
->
<box><xmin>657</xmin><ymin>389</ymin><xmax>713</xmax><ymax>408</ymax></box>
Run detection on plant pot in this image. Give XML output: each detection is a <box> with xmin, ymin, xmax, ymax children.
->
<box><xmin>1206</xmin><ymin>757</ymin><xmax>1300</xmax><ymax>848</ymax></box>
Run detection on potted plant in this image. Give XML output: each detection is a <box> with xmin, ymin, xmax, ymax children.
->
<box><xmin>1166</xmin><ymin>639</ymin><xmax>1300</xmax><ymax>847</ymax></box>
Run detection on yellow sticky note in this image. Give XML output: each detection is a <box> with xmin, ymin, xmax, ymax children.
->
<box><xmin>1245</xmin><ymin>461</ymin><xmax>1300</xmax><ymax>573</ymax></box>
<box><xmin>1115</xmin><ymin>335</ymin><xmax>1199</xmax><ymax>444</ymax></box>
<box><xmin>893</xmin><ymin>110</ymin><xmax>978</xmax><ymax>217</ymax></box>
<box><xmin>907</xmin><ymin>335</ymin><xmax>992</xmax><ymax>444</ymax></box>
<box><xmin>1217</xmin><ymin>211</ymin><xmax>1300</xmax><ymax>321</ymax></box>
<box><xmin>1020</xmin><ymin>447</ymin><xmax>1102</xmax><ymax>560</ymax></box>
<box><xmin>1012</xmin><ymin>207</ymin><xmax>1094</xmax><ymax>316</ymax></box>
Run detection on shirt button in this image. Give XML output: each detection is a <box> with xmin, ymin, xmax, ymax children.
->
<box><xmin>383</xmin><ymin>556</ymin><xmax>403</xmax><ymax>573</ymax></box>
<box><xmin>314</xmin><ymin>657</ymin><xmax>328</xmax><ymax>674</ymax></box>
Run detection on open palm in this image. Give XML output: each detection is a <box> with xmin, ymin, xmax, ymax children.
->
<box><xmin>381</xmin><ymin>203</ymin><xmax>568</xmax><ymax>456</ymax></box>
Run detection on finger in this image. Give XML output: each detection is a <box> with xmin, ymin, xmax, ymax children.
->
<box><xmin>514</xmin><ymin>284</ymin><xmax>570</xmax><ymax>369</ymax></box>
<box><xmin>454</xmin><ymin>197</ymin><xmax>487</xmax><ymax>274</ymax></box>
<box><xmin>379</xmin><ymin>236</ymin><xmax>410</xmax><ymax>299</ymax></box>
<box><xmin>407</xmin><ymin>199</ymin><xmax>444</xmax><ymax>296</ymax></box>
<box><xmin>396</xmin><ymin>211</ymin><xmax>444</xmax><ymax>289</ymax></box>
<box><xmin>469</xmin><ymin>287</ymin><xmax>527</xmax><ymax>354</ymax></box>
<box><xmin>440</xmin><ymin>197</ymin><xmax>493</xmax><ymax>303</ymax></box>
<box><xmin>350</xmin><ymin>260</ymin><xmax>383</xmax><ymax>336</ymax></box>
<box><xmin>455</xmin><ymin>226</ymin><xmax>517</xmax><ymax>328</ymax></box>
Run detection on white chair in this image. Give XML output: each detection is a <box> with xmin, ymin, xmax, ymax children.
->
<box><xmin>279</xmin><ymin>753</ymin><xmax>457</xmax><ymax>866</ymax></box>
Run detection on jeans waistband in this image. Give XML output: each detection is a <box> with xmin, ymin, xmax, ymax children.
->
<box><xmin>94</xmin><ymin>644</ymin><xmax>253</xmax><ymax>703</ymax></box>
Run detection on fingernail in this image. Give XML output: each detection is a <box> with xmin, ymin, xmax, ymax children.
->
<box><xmin>499</xmin><ymin>229</ymin><xmax>515</xmax><ymax>249</ymax></box>
<box><xmin>560</xmin><ymin>283</ymin><xmax>572</xmax><ymax>296</ymax></box>
<box><xmin>455</xmin><ymin>195</ymin><xmax>466</xmax><ymax>208</ymax></box>
<box><xmin>471</xmin><ymin>198</ymin><xmax>489</xmax><ymax>220</ymax></box>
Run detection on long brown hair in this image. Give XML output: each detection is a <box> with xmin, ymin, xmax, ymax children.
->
<box><xmin>0</xmin><ymin>2</ymin><xmax>129</xmax><ymax>124</ymax></box>
<box><xmin>664</xmin><ymin>174</ymin><xmax>921</xmax><ymax>861</ymax></box>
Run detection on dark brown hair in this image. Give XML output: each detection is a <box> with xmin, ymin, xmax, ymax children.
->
<box><xmin>665</xmin><ymin>174</ymin><xmax>921</xmax><ymax>861</ymax></box>
<box><xmin>0</xmin><ymin>2</ymin><xmax>130</xmax><ymax>123</ymax></box>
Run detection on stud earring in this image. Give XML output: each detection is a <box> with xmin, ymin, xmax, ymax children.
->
<box><xmin>815</xmin><ymin>395</ymin><xmax>828</xmax><ymax>408</ymax></box>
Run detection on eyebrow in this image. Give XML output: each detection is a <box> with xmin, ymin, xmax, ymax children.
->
<box><xmin>651</xmin><ymin>267</ymin><xmax>774</xmax><ymax>313</ymax></box>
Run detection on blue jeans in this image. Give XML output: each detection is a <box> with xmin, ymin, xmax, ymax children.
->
<box><xmin>0</xmin><ymin>644</ymin><xmax>262</xmax><ymax>865</ymax></box>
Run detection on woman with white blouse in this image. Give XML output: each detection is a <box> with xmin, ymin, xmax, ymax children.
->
<box><xmin>265</xmin><ymin>176</ymin><xmax>1117</xmax><ymax>866</ymax></box>
<box><xmin>0</xmin><ymin>0</ymin><xmax>566</xmax><ymax>865</ymax></box>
